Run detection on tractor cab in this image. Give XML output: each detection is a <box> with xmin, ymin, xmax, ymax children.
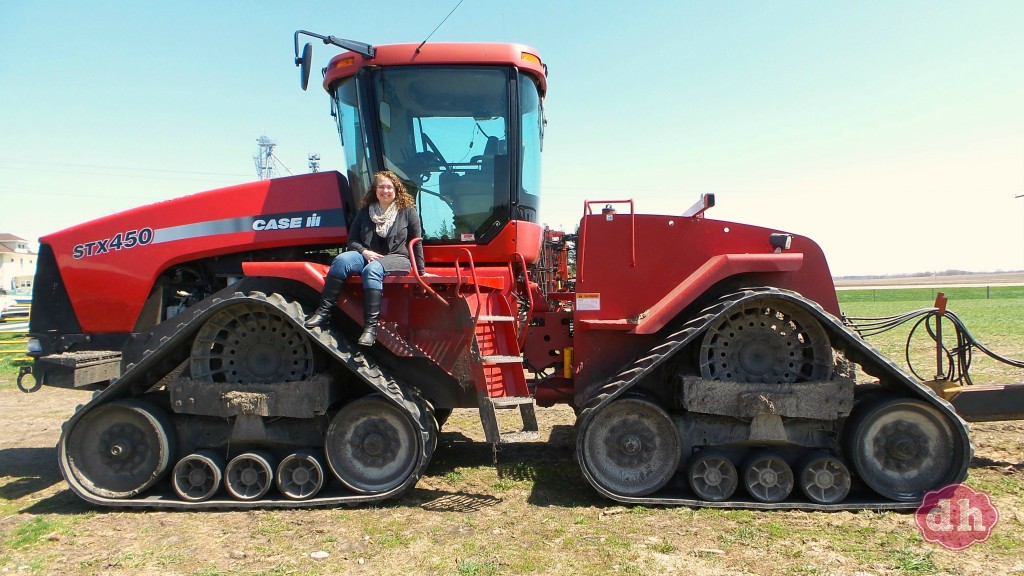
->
<box><xmin>299</xmin><ymin>35</ymin><xmax>548</xmax><ymax>262</ymax></box>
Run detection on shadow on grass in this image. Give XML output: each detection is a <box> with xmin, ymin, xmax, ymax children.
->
<box><xmin>415</xmin><ymin>489</ymin><xmax>502</xmax><ymax>512</ymax></box>
<box><xmin>425</xmin><ymin>424</ymin><xmax>606</xmax><ymax>509</ymax></box>
<box><xmin>0</xmin><ymin>447</ymin><xmax>62</xmax><ymax>500</ymax></box>
<box><xmin>971</xmin><ymin>455</ymin><xmax>1024</xmax><ymax>470</ymax></box>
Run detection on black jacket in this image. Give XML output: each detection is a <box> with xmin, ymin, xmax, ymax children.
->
<box><xmin>347</xmin><ymin>205</ymin><xmax>426</xmax><ymax>274</ymax></box>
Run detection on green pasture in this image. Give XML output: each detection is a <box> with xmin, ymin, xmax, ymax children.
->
<box><xmin>838</xmin><ymin>286</ymin><xmax>1024</xmax><ymax>386</ymax></box>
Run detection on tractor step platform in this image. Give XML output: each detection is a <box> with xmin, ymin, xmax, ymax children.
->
<box><xmin>478</xmin><ymin>395</ymin><xmax>540</xmax><ymax>444</ymax></box>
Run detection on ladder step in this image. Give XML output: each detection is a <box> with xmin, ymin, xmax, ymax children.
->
<box><xmin>478</xmin><ymin>395</ymin><xmax>540</xmax><ymax>445</ymax></box>
<box><xmin>488</xmin><ymin>396</ymin><xmax>535</xmax><ymax>408</ymax></box>
<box><xmin>480</xmin><ymin>355</ymin><xmax>523</xmax><ymax>365</ymax></box>
<box><xmin>478</xmin><ymin>315</ymin><xmax>515</xmax><ymax>322</ymax></box>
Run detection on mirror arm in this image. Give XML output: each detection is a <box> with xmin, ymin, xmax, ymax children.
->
<box><xmin>294</xmin><ymin>30</ymin><xmax>375</xmax><ymax>59</ymax></box>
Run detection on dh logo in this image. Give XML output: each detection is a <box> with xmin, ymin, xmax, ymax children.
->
<box><xmin>914</xmin><ymin>483</ymin><xmax>999</xmax><ymax>550</ymax></box>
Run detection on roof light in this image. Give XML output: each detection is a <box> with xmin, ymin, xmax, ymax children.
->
<box><xmin>520</xmin><ymin>52</ymin><xmax>541</xmax><ymax>66</ymax></box>
<box><xmin>333</xmin><ymin>56</ymin><xmax>355</xmax><ymax>69</ymax></box>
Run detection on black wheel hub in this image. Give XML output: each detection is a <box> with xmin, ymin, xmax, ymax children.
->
<box><xmin>604</xmin><ymin>420</ymin><xmax>657</xmax><ymax>468</ymax></box>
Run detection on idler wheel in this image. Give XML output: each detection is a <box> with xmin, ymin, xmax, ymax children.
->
<box><xmin>581</xmin><ymin>396</ymin><xmax>680</xmax><ymax>497</ymax></box>
<box><xmin>325</xmin><ymin>395</ymin><xmax>419</xmax><ymax>494</ymax></box>
<box><xmin>190</xmin><ymin>301</ymin><xmax>316</xmax><ymax>384</ymax></box>
<box><xmin>64</xmin><ymin>399</ymin><xmax>175</xmax><ymax>498</ymax></box>
<box><xmin>225</xmin><ymin>451</ymin><xmax>276</xmax><ymax>501</ymax></box>
<box><xmin>699</xmin><ymin>298</ymin><xmax>833</xmax><ymax>383</ymax></box>
<box><xmin>687</xmin><ymin>450</ymin><xmax>738</xmax><ymax>502</ymax></box>
<box><xmin>276</xmin><ymin>450</ymin><xmax>326</xmax><ymax>500</ymax></box>
<box><xmin>743</xmin><ymin>452</ymin><xmax>794</xmax><ymax>503</ymax></box>
<box><xmin>846</xmin><ymin>397</ymin><xmax>963</xmax><ymax>501</ymax></box>
<box><xmin>798</xmin><ymin>453</ymin><xmax>851</xmax><ymax>505</ymax></box>
<box><xmin>172</xmin><ymin>450</ymin><xmax>224</xmax><ymax>502</ymax></box>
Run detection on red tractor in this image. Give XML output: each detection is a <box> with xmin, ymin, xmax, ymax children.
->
<box><xmin>21</xmin><ymin>32</ymin><xmax>975</xmax><ymax>509</ymax></box>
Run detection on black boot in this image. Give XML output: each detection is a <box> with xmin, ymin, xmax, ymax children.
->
<box><xmin>304</xmin><ymin>276</ymin><xmax>345</xmax><ymax>329</ymax></box>
<box><xmin>357</xmin><ymin>289</ymin><xmax>382</xmax><ymax>346</ymax></box>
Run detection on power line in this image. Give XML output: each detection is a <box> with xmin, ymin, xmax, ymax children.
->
<box><xmin>0</xmin><ymin>160</ymin><xmax>250</xmax><ymax>178</ymax></box>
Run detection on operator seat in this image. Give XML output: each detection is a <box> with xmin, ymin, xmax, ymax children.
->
<box><xmin>441</xmin><ymin>136</ymin><xmax>508</xmax><ymax>237</ymax></box>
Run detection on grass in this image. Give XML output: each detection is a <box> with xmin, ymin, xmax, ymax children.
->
<box><xmin>839</xmin><ymin>286</ymin><xmax>1024</xmax><ymax>385</ymax></box>
<box><xmin>0</xmin><ymin>332</ymin><xmax>31</xmax><ymax>390</ymax></box>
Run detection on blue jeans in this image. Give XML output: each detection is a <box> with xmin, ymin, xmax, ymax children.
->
<box><xmin>327</xmin><ymin>251</ymin><xmax>387</xmax><ymax>290</ymax></box>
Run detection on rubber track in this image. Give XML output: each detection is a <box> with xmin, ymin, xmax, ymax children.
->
<box><xmin>56</xmin><ymin>286</ymin><xmax>435</xmax><ymax>509</ymax></box>
<box><xmin>575</xmin><ymin>287</ymin><xmax>973</xmax><ymax>511</ymax></box>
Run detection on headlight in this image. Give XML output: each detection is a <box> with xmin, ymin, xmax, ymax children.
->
<box><xmin>27</xmin><ymin>338</ymin><xmax>42</xmax><ymax>354</ymax></box>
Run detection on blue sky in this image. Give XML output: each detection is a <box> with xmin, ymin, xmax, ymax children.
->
<box><xmin>1</xmin><ymin>1</ymin><xmax>1022</xmax><ymax>276</ymax></box>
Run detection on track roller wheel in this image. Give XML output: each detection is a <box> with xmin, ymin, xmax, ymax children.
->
<box><xmin>797</xmin><ymin>453</ymin><xmax>850</xmax><ymax>505</ymax></box>
<box><xmin>225</xmin><ymin>451</ymin><xmax>276</xmax><ymax>500</ymax></box>
<box><xmin>64</xmin><ymin>399</ymin><xmax>175</xmax><ymax>498</ymax></box>
<box><xmin>687</xmin><ymin>450</ymin><xmax>738</xmax><ymax>502</ymax></box>
<box><xmin>276</xmin><ymin>450</ymin><xmax>326</xmax><ymax>500</ymax></box>
<box><xmin>325</xmin><ymin>395</ymin><xmax>419</xmax><ymax>494</ymax></box>
<box><xmin>581</xmin><ymin>397</ymin><xmax>680</xmax><ymax>497</ymax></box>
<box><xmin>743</xmin><ymin>452</ymin><xmax>794</xmax><ymax>503</ymax></box>
<box><xmin>172</xmin><ymin>450</ymin><xmax>224</xmax><ymax>502</ymax></box>
<box><xmin>846</xmin><ymin>397</ymin><xmax>963</xmax><ymax>501</ymax></box>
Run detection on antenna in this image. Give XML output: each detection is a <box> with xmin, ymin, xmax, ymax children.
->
<box><xmin>308</xmin><ymin>153</ymin><xmax>321</xmax><ymax>173</ymax></box>
<box><xmin>415</xmin><ymin>0</ymin><xmax>467</xmax><ymax>53</ymax></box>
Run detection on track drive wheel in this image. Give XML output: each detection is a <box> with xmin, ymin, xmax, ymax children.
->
<box><xmin>699</xmin><ymin>298</ymin><xmax>833</xmax><ymax>383</ymax></box>
<box><xmin>325</xmin><ymin>395</ymin><xmax>420</xmax><ymax>494</ymax></box>
<box><xmin>190</xmin><ymin>300</ymin><xmax>316</xmax><ymax>384</ymax></box>
<box><xmin>581</xmin><ymin>397</ymin><xmax>680</xmax><ymax>498</ymax></box>
<box><xmin>846</xmin><ymin>397</ymin><xmax>964</xmax><ymax>501</ymax></box>
<box><xmin>64</xmin><ymin>399</ymin><xmax>176</xmax><ymax>498</ymax></box>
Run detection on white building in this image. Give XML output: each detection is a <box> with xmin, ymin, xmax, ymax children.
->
<box><xmin>0</xmin><ymin>233</ymin><xmax>37</xmax><ymax>292</ymax></box>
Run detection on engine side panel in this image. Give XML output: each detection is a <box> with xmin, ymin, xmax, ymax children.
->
<box><xmin>37</xmin><ymin>172</ymin><xmax>353</xmax><ymax>333</ymax></box>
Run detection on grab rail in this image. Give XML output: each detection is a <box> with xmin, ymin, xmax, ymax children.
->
<box><xmin>453</xmin><ymin>248</ymin><xmax>483</xmax><ymax>323</ymax></box>
<box><xmin>577</xmin><ymin>199</ymin><xmax>635</xmax><ymax>282</ymax></box>
<box><xmin>407</xmin><ymin>238</ymin><xmax>448</xmax><ymax>307</ymax></box>
<box><xmin>509</xmin><ymin>252</ymin><xmax>534</xmax><ymax>350</ymax></box>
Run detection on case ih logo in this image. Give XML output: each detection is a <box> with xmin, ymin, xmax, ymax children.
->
<box><xmin>915</xmin><ymin>483</ymin><xmax>999</xmax><ymax>550</ymax></box>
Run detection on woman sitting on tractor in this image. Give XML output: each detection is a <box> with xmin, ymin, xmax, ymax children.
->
<box><xmin>304</xmin><ymin>170</ymin><xmax>425</xmax><ymax>345</ymax></box>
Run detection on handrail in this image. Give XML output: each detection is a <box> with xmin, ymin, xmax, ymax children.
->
<box><xmin>407</xmin><ymin>238</ymin><xmax>449</xmax><ymax>307</ymax></box>
<box><xmin>509</xmin><ymin>252</ymin><xmax>534</xmax><ymax>350</ymax></box>
<box><xmin>577</xmin><ymin>199</ymin><xmax>635</xmax><ymax>282</ymax></box>
<box><xmin>453</xmin><ymin>248</ymin><xmax>483</xmax><ymax>324</ymax></box>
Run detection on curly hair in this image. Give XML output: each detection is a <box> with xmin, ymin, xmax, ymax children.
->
<box><xmin>361</xmin><ymin>170</ymin><xmax>416</xmax><ymax>209</ymax></box>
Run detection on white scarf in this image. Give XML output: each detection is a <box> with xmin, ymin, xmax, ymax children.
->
<box><xmin>369</xmin><ymin>202</ymin><xmax>399</xmax><ymax>237</ymax></box>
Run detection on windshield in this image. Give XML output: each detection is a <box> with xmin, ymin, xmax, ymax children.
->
<box><xmin>333</xmin><ymin>66</ymin><xmax>543</xmax><ymax>244</ymax></box>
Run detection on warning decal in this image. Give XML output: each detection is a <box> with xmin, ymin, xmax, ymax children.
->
<box><xmin>576</xmin><ymin>293</ymin><xmax>601</xmax><ymax>311</ymax></box>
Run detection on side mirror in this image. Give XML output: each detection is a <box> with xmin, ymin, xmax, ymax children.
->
<box><xmin>296</xmin><ymin>42</ymin><xmax>312</xmax><ymax>91</ymax></box>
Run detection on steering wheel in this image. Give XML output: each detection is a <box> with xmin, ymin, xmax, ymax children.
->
<box><xmin>420</xmin><ymin>132</ymin><xmax>451</xmax><ymax>172</ymax></box>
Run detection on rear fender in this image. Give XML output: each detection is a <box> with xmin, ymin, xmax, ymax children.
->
<box><xmin>632</xmin><ymin>253</ymin><xmax>807</xmax><ymax>335</ymax></box>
